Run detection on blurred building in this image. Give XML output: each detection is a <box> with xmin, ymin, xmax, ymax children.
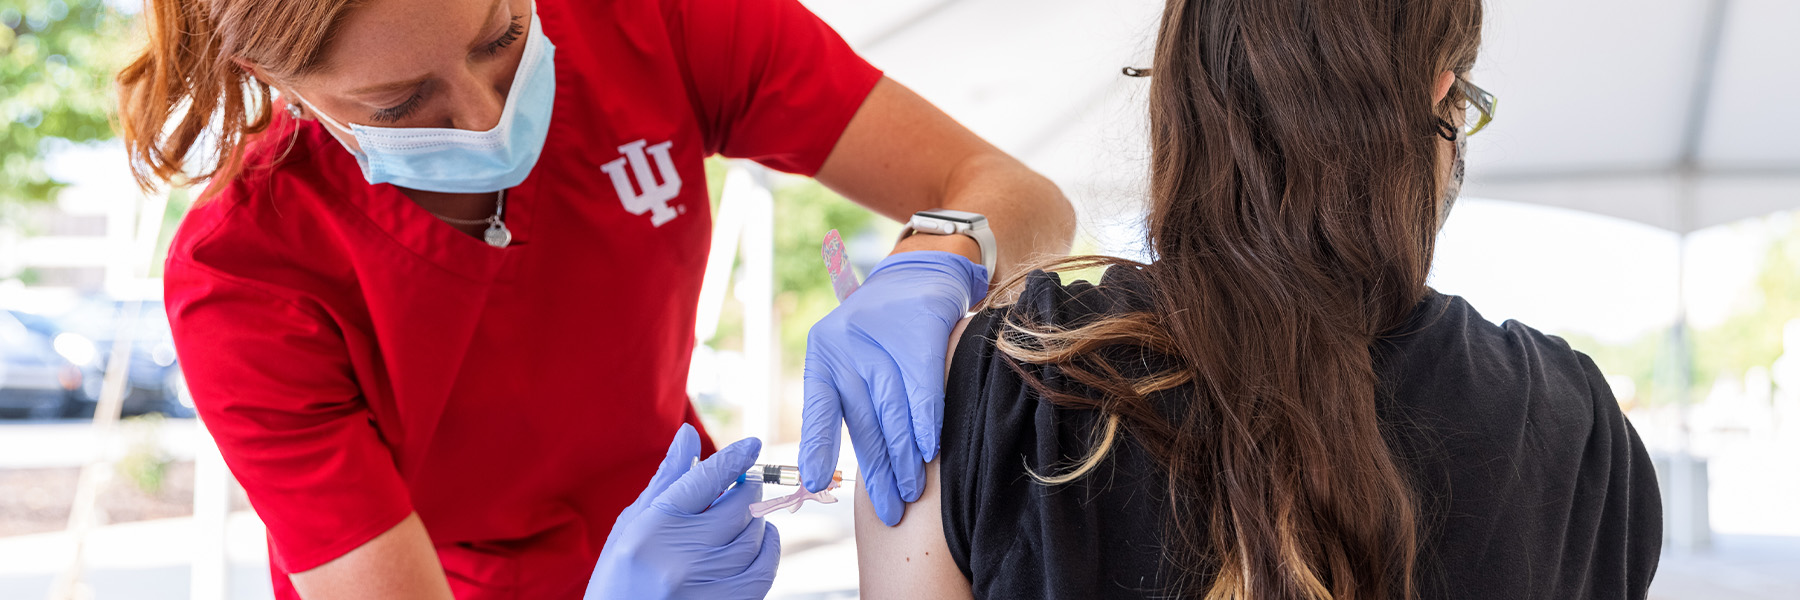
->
<box><xmin>0</xmin><ymin>143</ymin><xmax>163</xmax><ymax>311</ymax></box>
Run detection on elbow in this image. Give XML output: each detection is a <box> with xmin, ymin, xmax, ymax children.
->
<box><xmin>964</xmin><ymin>152</ymin><xmax>1077</xmax><ymax>252</ymax></box>
<box><xmin>1020</xmin><ymin>163</ymin><xmax>1075</xmax><ymax>254</ymax></box>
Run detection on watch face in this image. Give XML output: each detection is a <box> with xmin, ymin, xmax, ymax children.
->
<box><xmin>918</xmin><ymin>209</ymin><xmax>984</xmax><ymax>224</ymax></box>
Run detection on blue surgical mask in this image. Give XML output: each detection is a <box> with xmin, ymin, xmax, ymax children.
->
<box><xmin>294</xmin><ymin>8</ymin><xmax>556</xmax><ymax>194</ymax></box>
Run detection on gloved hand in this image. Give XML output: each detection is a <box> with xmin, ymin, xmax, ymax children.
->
<box><xmin>800</xmin><ymin>250</ymin><xmax>988</xmax><ymax>526</ymax></box>
<box><xmin>587</xmin><ymin>424</ymin><xmax>780</xmax><ymax>600</ymax></box>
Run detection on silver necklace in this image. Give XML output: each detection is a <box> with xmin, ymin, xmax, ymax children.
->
<box><xmin>430</xmin><ymin>189</ymin><xmax>512</xmax><ymax>248</ymax></box>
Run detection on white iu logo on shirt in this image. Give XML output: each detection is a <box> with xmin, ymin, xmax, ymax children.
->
<box><xmin>601</xmin><ymin>139</ymin><xmax>684</xmax><ymax>227</ymax></box>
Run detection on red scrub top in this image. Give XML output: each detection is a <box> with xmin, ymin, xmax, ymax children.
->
<box><xmin>164</xmin><ymin>0</ymin><xmax>881</xmax><ymax>597</ymax></box>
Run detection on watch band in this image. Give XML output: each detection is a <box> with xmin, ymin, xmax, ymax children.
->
<box><xmin>901</xmin><ymin>209</ymin><xmax>996</xmax><ymax>284</ymax></box>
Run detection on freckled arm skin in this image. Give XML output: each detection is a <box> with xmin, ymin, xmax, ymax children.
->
<box><xmin>853</xmin><ymin>317</ymin><xmax>976</xmax><ymax>600</ymax></box>
<box><xmin>289</xmin><ymin>513</ymin><xmax>455</xmax><ymax>600</ymax></box>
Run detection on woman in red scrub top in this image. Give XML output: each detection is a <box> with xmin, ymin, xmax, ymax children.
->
<box><xmin>116</xmin><ymin>0</ymin><xmax>1074</xmax><ymax>597</ymax></box>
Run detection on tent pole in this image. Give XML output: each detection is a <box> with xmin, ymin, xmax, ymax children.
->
<box><xmin>1656</xmin><ymin>0</ymin><xmax>1730</xmax><ymax>554</ymax></box>
<box><xmin>1664</xmin><ymin>173</ymin><xmax>1712</xmax><ymax>553</ymax></box>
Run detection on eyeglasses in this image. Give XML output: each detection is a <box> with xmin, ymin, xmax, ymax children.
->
<box><xmin>1121</xmin><ymin>65</ymin><xmax>1497</xmax><ymax>139</ymax></box>
<box><xmin>1452</xmin><ymin>77</ymin><xmax>1496</xmax><ymax>137</ymax></box>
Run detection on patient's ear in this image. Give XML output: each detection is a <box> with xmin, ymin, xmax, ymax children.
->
<box><xmin>1432</xmin><ymin>69</ymin><xmax>1456</xmax><ymax>105</ymax></box>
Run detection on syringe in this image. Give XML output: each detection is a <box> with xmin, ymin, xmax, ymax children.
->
<box><xmin>691</xmin><ymin>458</ymin><xmax>855</xmax><ymax>487</ymax></box>
<box><xmin>738</xmin><ymin>463</ymin><xmax>854</xmax><ymax>487</ymax></box>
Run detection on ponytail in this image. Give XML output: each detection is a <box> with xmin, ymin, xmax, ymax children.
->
<box><xmin>116</xmin><ymin>0</ymin><xmax>358</xmax><ymax>200</ymax></box>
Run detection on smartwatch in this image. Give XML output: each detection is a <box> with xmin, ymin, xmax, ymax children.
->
<box><xmin>900</xmin><ymin>209</ymin><xmax>996</xmax><ymax>284</ymax></box>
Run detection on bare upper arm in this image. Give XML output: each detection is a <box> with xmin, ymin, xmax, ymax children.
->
<box><xmin>813</xmin><ymin>77</ymin><xmax>1017</xmax><ymax>223</ymax></box>
<box><xmin>288</xmin><ymin>512</ymin><xmax>453</xmax><ymax>600</ymax></box>
<box><xmin>855</xmin><ymin>316</ymin><xmax>977</xmax><ymax>600</ymax></box>
<box><xmin>855</xmin><ymin>459</ymin><xmax>972</xmax><ymax>600</ymax></box>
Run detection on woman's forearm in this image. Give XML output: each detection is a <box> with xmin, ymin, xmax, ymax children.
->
<box><xmin>288</xmin><ymin>513</ymin><xmax>454</xmax><ymax>600</ymax></box>
<box><xmin>814</xmin><ymin>77</ymin><xmax>1076</xmax><ymax>279</ymax></box>
<box><xmin>895</xmin><ymin>151</ymin><xmax>1075</xmax><ymax>281</ymax></box>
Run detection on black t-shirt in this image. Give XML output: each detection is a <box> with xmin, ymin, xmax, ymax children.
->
<box><xmin>941</xmin><ymin>267</ymin><xmax>1662</xmax><ymax>599</ymax></box>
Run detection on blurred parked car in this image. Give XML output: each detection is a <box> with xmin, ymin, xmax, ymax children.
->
<box><xmin>11</xmin><ymin>300</ymin><xmax>192</xmax><ymax>419</ymax></box>
<box><xmin>48</xmin><ymin>299</ymin><xmax>193</xmax><ymax>416</ymax></box>
<box><xmin>0</xmin><ymin>310</ymin><xmax>91</xmax><ymax>418</ymax></box>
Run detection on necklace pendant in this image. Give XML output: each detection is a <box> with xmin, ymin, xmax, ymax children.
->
<box><xmin>484</xmin><ymin>221</ymin><xmax>513</xmax><ymax>248</ymax></box>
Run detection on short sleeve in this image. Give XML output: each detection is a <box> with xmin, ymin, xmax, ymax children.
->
<box><xmin>1569</xmin><ymin>351</ymin><xmax>1663</xmax><ymax>598</ymax></box>
<box><xmin>167</xmin><ymin>258</ymin><xmax>414</xmax><ymax>574</ymax></box>
<box><xmin>941</xmin><ymin>270</ymin><xmax>1083</xmax><ymax>582</ymax></box>
<box><xmin>939</xmin><ymin>269</ymin><xmax>1170</xmax><ymax>598</ymax></box>
<box><xmin>939</xmin><ymin>300</ymin><xmax>1007</xmax><ymax>583</ymax></box>
<box><xmin>673</xmin><ymin>0</ymin><xmax>883</xmax><ymax>175</ymax></box>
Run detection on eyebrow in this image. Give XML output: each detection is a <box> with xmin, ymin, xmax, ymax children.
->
<box><xmin>343</xmin><ymin>0</ymin><xmax>508</xmax><ymax>97</ymax></box>
<box><xmin>347</xmin><ymin>75</ymin><xmax>430</xmax><ymax>97</ymax></box>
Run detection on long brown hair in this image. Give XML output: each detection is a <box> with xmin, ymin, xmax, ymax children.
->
<box><xmin>116</xmin><ymin>0</ymin><xmax>361</xmax><ymax>199</ymax></box>
<box><xmin>992</xmin><ymin>1</ymin><xmax>1482</xmax><ymax>598</ymax></box>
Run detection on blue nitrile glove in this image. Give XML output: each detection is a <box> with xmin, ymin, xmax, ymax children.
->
<box><xmin>587</xmin><ymin>424</ymin><xmax>780</xmax><ymax>600</ymax></box>
<box><xmin>800</xmin><ymin>250</ymin><xmax>988</xmax><ymax>526</ymax></box>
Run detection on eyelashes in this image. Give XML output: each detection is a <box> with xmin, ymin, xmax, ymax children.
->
<box><xmin>484</xmin><ymin>15</ymin><xmax>524</xmax><ymax>56</ymax></box>
<box><xmin>369</xmin><ymin>15</ymin><xmax>525</xmax><ymax>123</ymax></box>
<box><xmin>371</xmin><ymin>87</ymin><xmax>427</xmax><ymax>123</ymax></box>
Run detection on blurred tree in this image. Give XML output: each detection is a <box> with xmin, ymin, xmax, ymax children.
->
<box><xmin>1</xmin><ymin>0</ymin><xmax>136</xmax><ymax>209</ymax></box>
<box><xmin>701</xmin><ymin>160</ymin><xmax>880</xmax><ymax>372</ymax></box>
<box><xmin>768</xmin><ymin>178</ymin><xmax>881</xmax><ymax>370</ymax></box>
<box><xmin>1558</xmin><ymin>329</ymin><xmax>1667</xmax><ymax>404</ymax></box>
<box><xmin>1563</xmin><ymin>212</ymin><xmax>1800</xmax><ymax>405</ymax></box>
<box><xmin>1693</xmin><ymin>213</ymin><xmax>1800</xmax><ymax>392</ymax></box>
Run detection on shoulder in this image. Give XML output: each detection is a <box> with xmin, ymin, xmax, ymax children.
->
<box><xmin>954</xmin><ymin>265</ymin><xmax>1158</xmax><ymax>388</ymax></box>
<box><xmin>939</xmin><ymin>264</ymin><xmax>1173</xmax><ymax>594</ymax></box>
<box><xmin>982</xmin><ymin>265</ymin><xmax>1154</xmax><ymax>330</ymax></box>
<box><xmin>941</xmin><ymin>266</ymin><xmax>1145</xmax><ymax>540</ymax></box>
<box><xmin>1381</xmin><ymin>293</ymin><xmax>1613</xmax><ymax>446</ymax></box>
<box><xmin>949</xmin><ymin>265</ymin><xmax>1152</xmax><ymax>412</ymax></box>
<box><xmin>1387</xmin><ymin>294</ymin><xmax>1663</xmax><ymax>597</ymax></box>
<box><xmin>167</xmin><ymin>115</ymin><xmax>359</xmax><ymax>311</ymax></box>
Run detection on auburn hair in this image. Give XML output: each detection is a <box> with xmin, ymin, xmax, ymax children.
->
<box><xmin>991</xmin><ymin>0</ymin><xmax>1482</xmax><ymax>598</ymax></box>
<box><xmin>117</xmin><ymin>0</ymin><xmax>361</xmax><ymax>200</ymax></box>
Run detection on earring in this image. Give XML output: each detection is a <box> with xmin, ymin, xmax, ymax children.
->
<box><xmin>286</xmin><ymin>103</ymin><xmax>303</xmax><ymax>119</ymax></box>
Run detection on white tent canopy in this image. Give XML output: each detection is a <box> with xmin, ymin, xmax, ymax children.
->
<box><xmin>802</xmin><ymin>0</ymin><xmax>1800</xmax><ymax>234</ymax></box>
<box><xmin>803</xmin><ymin>0</ymin><xmax>1162</xmax><ymax>232</ymax></box>
<box><xmin>1467</xmin><ymin>0</ymin><xmax>1800</xmax><ymax>233</ymax></box>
